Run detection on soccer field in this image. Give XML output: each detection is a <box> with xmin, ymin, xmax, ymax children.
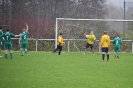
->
<box><xmin>0</xmin><ymin>52</ymin><xmax>133</xmax><ymax>88</ymax></box>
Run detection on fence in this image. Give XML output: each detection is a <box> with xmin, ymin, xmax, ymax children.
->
<box><xmin>11</xmin><ymin>38</ymin><xmax>133</xmax><ymax>53</ymax></box>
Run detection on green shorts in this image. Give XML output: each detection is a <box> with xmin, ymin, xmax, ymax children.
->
<box><xmin>20</xmin><ymin>42</ymin><xmax>28</xmax><ymax>48</ymax></box>
<box><xmin>0</xmin><ymin>41</ymin><xmax>2</xmax><ymax>47</ymax></box>
<box><xmin>4</xmin><ymin>43</ymin><xmax>13</xmax><ymax>50</ymax></box>
<box><xmin>114</xmin><ymin>46</ymin><xmax>120</xmax><ymax>52</ymax></box>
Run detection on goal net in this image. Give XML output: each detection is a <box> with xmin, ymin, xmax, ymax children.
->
<box><xmin>55</xmin><ymin>18</ymin><xmax>133</xmax><ymax>53</ymax></box>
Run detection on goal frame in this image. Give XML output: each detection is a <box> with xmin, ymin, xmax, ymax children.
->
<box><xmin>55</xmin><ymin>18</ymin><xmax>133</xmax><ymax>52</ymax></box>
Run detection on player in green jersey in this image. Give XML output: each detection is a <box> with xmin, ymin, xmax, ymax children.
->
<box><xmin>112</xmin><ymin>34</ymin><xmax>122</xmax><ymax>59</ymax></box>
<box><xmin>2</xmin><ymin>28</ymin><xmax>21</xmax><ymax>59</ymax></box>
<box><xmin>19</xmin><ymin>24</ymin><xmax>28</xmax><ymax>56</ymax></box>
<box><xmin>0</xmin><ymin>26</ymin><xmax>3</xmax><ymax>57</ymax></box>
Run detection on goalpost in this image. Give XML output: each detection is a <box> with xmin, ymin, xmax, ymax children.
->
<box><xmin>55</xmin><ymin>18</ymin><xmax>133</xmax><ymax>53</ymax></box>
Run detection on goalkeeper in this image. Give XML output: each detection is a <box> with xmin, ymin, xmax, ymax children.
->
<box><xmin>112</xmin><ymin>34</ymin><xmax>122</xmax><ymax>59</ymax></box>
<box><xmin>53</xmin><ymin>33</ymin><xmax>65</xmax><ymax>55</ymax></box>
<box><xmin>84</xmin><ymin>30</ymin><xmax>96</xmax><ymax>55</ymax></box>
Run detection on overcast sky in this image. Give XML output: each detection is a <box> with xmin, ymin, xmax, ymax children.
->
<box><xmin>107</xmin><ymin>0</ymin><xmax>133</xmax><ymax>7</ymax></box>
<box><xmin>107</xmin><ymin>0</ymin><xmax>133</xmax><ymax>2</ymax></box>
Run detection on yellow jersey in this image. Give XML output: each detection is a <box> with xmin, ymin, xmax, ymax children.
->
<box><xmin>87</xmin><ymin>34</ymin><xmax>96</xmax><ymax>44</ymax></box>
<box><xmin>100</xmin><ymin>34</ymin><xmax>110</xmax><ymax>48</ymax></box>
<box><xmin>57</xmin><ymin>35</ymin><xmax>64</xmax><ymax>46</ymax></box>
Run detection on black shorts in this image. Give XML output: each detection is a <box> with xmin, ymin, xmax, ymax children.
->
<box><xmin>57</xmin><ymin>45</ymin><xmax>62</xmax><ymax>51</ymax></box>
<box><xmin>102</xmin><ymin>48</ymin><xmax>109</xmax><ymax>53</ymax></box>
<box><xmin>86</xmin><ymin>43</ymin><xmax>93</xmax><ymax>50</ymax></box>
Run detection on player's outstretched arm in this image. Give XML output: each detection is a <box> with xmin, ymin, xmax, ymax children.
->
<box><xmin>15</xmin><ymin>34</ymin><xmax>22</xmax><ymax>37</ymax></box>
<box><xmin>18</xmin><ymin>38</ymin><xmax>21</xmax><ymax>44</ymax></box>
<box><xmin>26</xmin><ymin>23</ymin><xmax>28</xmax><ymax>30</ymax></box>
<box><xmin>84</xmin><ymin>34</ymin><xmax>89</xmax><ymax>38</ymax></box>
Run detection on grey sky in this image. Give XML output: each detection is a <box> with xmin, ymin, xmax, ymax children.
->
<box><xmin>107</xmin><ymin>0</ymin><xmax>133</xmax><ymax>7</ymax></box>
<box><xmin>107</xmin><ymin>0</ymin><xmax>133</xmax><ymax>2</ymax></box>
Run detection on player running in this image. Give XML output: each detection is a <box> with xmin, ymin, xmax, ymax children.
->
<box><xmin>100</xmin><ymin>31</ymin><xmax>110</xmax><ymax>62</ymax></box>
<box><xmin>0</xmin><ymin>26</ymin><xmax>3</xmax><ymax>57</ymax></box>
<box><xmin>19</xmin><ymin>24</ymin><xmax>29</xmax><ymax>56</ymax></box>
<box><xmin>112</xmin><ymin>34</ymin><xmax>122</xmax><ymax>59</ymax></box>
<box><xmin>84</xmin><ymin>30</ymin><xmax>96</xmax><ymax>55</ymax></box>
<box><xmin>2</xmin><ymin>28</ymin><xmax>21</xmax><ymax>59</ymax></box>
<box><xmin>53</xmin><ymin>33</ymin><xmax>65</xmax><ymax>55</ymax></box>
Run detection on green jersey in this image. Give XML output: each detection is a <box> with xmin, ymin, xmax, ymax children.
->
<box><xmin>0</xmin><ymin>29</ymin><xmax>3</xmax><ymax>41</ymax></box>
<box><xmin>112</xmin><ymin>37</ymin><xmax>122</xmax><ymax>47</ymax></box>
<box><xmin>2</xmin><ymin>32</ymin><xmax>15</xmax><ymax>44</ymax></box>
<box><xmin>20</xmin><ymin>30</ymin><xmax>28</xmax><ymax>43</ymax></box>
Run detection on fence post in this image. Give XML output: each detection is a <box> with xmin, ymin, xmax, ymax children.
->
<box><xmin>68</xmin><ymin>40</ymin><xmax>70</xmax><ymax>52</ymax></box>
<box><xmin>99</xmin><ymin>40</ymin><xmax>101</xmax><ymax>53</ymax></box>
<box><xmin>55</xmin><ymin>18</ymin><xmax>58</xmax><ymax>48</ymax></box>
<box><xmin>36</xmin><ymin>40</ymin><xmax>38</xmax><ymax>52</ymax></box>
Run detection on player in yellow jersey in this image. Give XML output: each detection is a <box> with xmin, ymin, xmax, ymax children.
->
<box><xmin>53</xmin><ymin>33</ymin><xmax>65</xmax><ymax>55</ymax></box>
<box><xmin>100</xmin><ymin>31</ymin><xmax>110</xmax><ymax>62</ymax></box>
<box><xmin>84</xmin><ymin>31</ymin><xmax>96</xmax><ymax>55</ymax></box>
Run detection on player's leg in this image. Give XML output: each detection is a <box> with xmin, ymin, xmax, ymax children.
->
<box><xmin>24</xmin><ymin>43</ymin><xmax>28</xmax><ymax>55</ymax></box>
<box><xmin>114</xmin><ymin>47</ymin><xmax>117</xmax><ymax>59</ymax></box>
<box><xmin>114</xmin><ymin>52</ymin><xmax>117</xmax><ymax>59</ymax></box>
<box><xmin>58</xmin><ymin>46</ymin><xmax>62</xmax><ymax>55</ymax></box>
<box><xmin>25</xmin><ymin>48</ymin><xmax>27</xmax><ymax>55</ymax></box>
<box><xmin>84</xmin><ymin>43</ymin><xmax>89</xmax><ymax>54</ymax></box>
<box><xmin>4</xmin><ymin>44</ymin><xmax>8</xmax><ymax>59</ymax></box>
<box><xmin>0</xmin><ymin>41</ymin><xmax>3</xmax><ymax>57</ymax></box>
<box><xmin>0</xmin><ymin>47</ymin><xmax>2</xmax><ymax>58</ymax></box>
<box><xmin>9</xmin><ymin>44</ymin><xmax>13</xmax><ymax>59</ymax></box>
<box><xmin>106</xmin><ymin>48</ymin><xmax>109</xmax><ymax>61</ymax></box>
<box><xmin>20</xmin><ymin>48</ymin><xmax>24</xmax><ymax>56</ymax></box>
<box><xmin>5</xmin><ymin>50</ymin><xmax>8</xmax><ymax>59</ymax></box>
<box><xmin>0</xmin><ymin>42</ymin><xmax>1</xmax><ymax>53</ymax></box>
<box><xmin>53</xmin><ymin>45</ymin><xmax>59</xmax><ymax>53</ymax></box>
<box><xmin>25</xmin><ymin>43</ymin><xmax>28</xmax><ymax>55</ymax></box>
<box><xmin>10</xmin><ymin>50</ymin><xmax>13</xmax><ymax>59</ymax></box>
<box><xmin>102</xmin><ymin>48</ymin><xmax>105</xmax><ymax>62</ymax></box>
<box><xmin>116</xmin><ymin>48</ymin><xmax>120</xmax><ymax>59</ymax></box>
<box><xmin>90</xmin><ymin>44</ymin><xmax>95</xmax><ymax>55</ymax></box>
<box><xmin>20</xmin><ymin>43</ymin><xmax>24</xmax><ymax>56</ymax></box>
<box><xmin>53</xmin><ymin>48</ymin><xmax>58</xmax><ymax>52</ymax></box>
<box><xmin>20</xmin><ymin>44</ymin><xmax>23</xmax><ymax>54</ymax></box>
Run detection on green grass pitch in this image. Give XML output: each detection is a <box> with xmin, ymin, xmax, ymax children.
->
<box><xmin>0</xmin><ymin>52</ymin><xmax>133</xmax><ymax>88</ymax></box>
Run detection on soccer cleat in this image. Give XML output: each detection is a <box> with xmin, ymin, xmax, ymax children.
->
<box><xmin>21</xmin><ymin>53</ymin><xmax>24</xmax><ymax>56</ymax></box>
<box><xmin>117</xmin><ymin>56</ymin><xmax>119</xmax><ymax>59</ymax></box>
<box><xmin>5</xmin><ymin>54</ymin><xmax>8</xmax><ymax>59</ymax></box>
<box><xmin>107</xmin><ymin>60</ymin><xmax>110</xmax><ymax>62</ymax></box>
